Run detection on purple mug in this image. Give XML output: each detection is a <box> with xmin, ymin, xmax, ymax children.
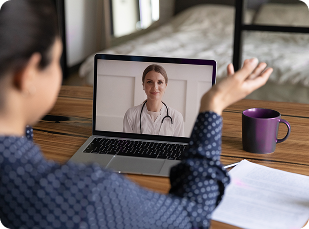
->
<box><xmin>242</xmin><ymin>108</ymin><xmax>291</xmax><ymax>154</ymax></box>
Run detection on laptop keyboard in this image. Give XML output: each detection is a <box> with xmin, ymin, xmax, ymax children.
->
<box><xmin>83</xmin><ymin>138</ymin><xmax>188</xmax><ymax>160</ymax></box>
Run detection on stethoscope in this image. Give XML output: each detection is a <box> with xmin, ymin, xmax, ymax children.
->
<box><xmin>140</xmin><ymin>100</ymin><xmax>173</xmax><ymax>134</ymax></box>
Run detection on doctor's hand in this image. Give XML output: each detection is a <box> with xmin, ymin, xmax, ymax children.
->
<box><xmin>199</xmin><ymin>58</ymin><xmax>273</xmax><ymax>115</ymax></box>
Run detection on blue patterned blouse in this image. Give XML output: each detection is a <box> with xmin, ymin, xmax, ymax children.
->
<box><xmin>0</xmin><ymin>111</ymin><xmax>230</xmax><ymax>229</ymax></box>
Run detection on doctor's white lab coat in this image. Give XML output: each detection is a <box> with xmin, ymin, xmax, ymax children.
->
<box><xmin>123</xmin><ymin>103</ymin><xmax>185</xmax><ymax>137</ymax></box>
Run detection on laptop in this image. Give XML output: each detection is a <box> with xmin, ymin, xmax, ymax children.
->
<box><xmin>69</xmin><ymin>54</ymin><xmax>216</xmax><ymax>176</ymax></box>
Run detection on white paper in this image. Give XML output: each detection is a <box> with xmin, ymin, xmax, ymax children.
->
<box><xmin>212</xmin><ymin>160</ymin><xmax>309</xmax><ymax>229</ymax></box>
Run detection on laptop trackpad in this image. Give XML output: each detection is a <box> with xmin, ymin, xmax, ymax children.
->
<box><xmin>158</xmin><ymin>160</ymin><xmax>181</xmax><ymax>176</ymax></box>
<box><xmin>106</xmin><ymin>156</ymin><xmax>165</xmax><ymax>175</ymax></box>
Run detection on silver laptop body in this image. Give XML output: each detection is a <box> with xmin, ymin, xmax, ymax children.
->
<box><xmin>70</xmin><ymin>54</ymin><xmax>216</xmax><ymax>176</ymax></box>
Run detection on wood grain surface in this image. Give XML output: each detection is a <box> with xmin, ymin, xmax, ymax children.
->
<box><xmin>33</xmin><ymin>85</ymin><xmax>309</xmax><ymax>229</ymax></box>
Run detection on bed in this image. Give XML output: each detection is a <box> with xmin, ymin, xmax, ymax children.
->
<box><xmin>79</xmin><ymin>0</ymin><xmax>309</xmax><ymax>104</ymax></box>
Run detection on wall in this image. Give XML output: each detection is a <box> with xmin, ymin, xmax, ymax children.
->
<box><xmin>65</xmin><ymin>0</ymin><xmax>177</xmax><ymax>67</ymax></box>
<box><xmin>159</xmin><ymin>0</ymin><xmax>174</xmax><ymax>22</ymax></box>
<box><xmin>65</xmin><ymin>0</ymin><xmax>98</xmax><ymax>67</ymax></box>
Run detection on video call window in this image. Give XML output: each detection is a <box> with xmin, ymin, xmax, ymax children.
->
<box><xmin>95</xmin><ymin>59</ymin><xmax>214</xmax><ymax>138</ymax></box>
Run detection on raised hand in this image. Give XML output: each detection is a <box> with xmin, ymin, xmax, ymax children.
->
<box><xmin>200</xmin><ymin>58</ymin><xmax>273</xmax><ymax>115</ymax></box>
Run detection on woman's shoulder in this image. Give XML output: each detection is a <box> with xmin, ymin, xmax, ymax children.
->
<box><xmin>124</xmin><ymin>104</ymin><xmax>143</xmax><ymax>117</ymax></box>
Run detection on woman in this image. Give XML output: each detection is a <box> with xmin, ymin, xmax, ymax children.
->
<box><xmin>123</xmin><ymin>64</ymin><xmax>185</xmax><ymax>136</ymax></box>
<box><xmin>0</xmin><ymin>0</ymin><xmax>272</xmax><ymax>228</ymax></box>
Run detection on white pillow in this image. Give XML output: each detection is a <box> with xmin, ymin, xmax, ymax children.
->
<box><xmin>254</xmin><ymin>3</ymin><xmax>309</xmax><ymax>26</ymax></box>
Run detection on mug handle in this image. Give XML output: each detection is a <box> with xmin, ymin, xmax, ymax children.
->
<box><xmin>276</xmin><ymin>119</ymin><xmax>291</xmax><ymax>143</ymax></box>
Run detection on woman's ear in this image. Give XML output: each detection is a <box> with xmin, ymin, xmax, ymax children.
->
<box><xmin>13</xmin><ymin>53</ymin><xmax>41</xmax><ymax>95</ymax></box>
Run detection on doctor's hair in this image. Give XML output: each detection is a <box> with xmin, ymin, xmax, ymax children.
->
<box><xmin>142</xmin><ymin>64</ymin><xmax>168</xmax><ymax>84</ymax></box>
<box><xmin>0</xmin><ymin>0</ymin><xmax>59</xmax><ymax>108</ymax></box>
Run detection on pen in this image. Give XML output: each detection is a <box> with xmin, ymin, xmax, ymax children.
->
<box><xmin>224</xmin><ymin>162</ymin><xmax>240</xmax><ymax>169</ymax></box>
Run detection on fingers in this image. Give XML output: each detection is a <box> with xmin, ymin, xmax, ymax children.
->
<box><xmin>227</xmin><ymin>63</ymin><xmax>234</xmax><ymax>76</ymax></box>
<box><xmin>246</xmin><ymin>67</ymin><xmax>273</xmax><ymax>92</ymax></box>
<box><xmin>248</xmin><ymin>62</ymin><xmax>267</xmax><ymax>80</ymax></box>
<box><xmin>235</xmin><ymin>58</ymin><xmax>259</xmax><ymax>80</ymax></box>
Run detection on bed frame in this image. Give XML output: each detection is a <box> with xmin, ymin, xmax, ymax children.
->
<box><xmin>233</xmin><ymin>0</ymin><xmax>309</xmax><ymax>70</ymax></box>
<box><xmin>174</xmin><ymin>0</ymin><xmax>309</xmax><ymax>71</ymax></box>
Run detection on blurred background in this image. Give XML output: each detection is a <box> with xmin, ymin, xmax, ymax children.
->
<box><xmin>1</xmin><ymin>0</ymin><xmax>309</xmax><ymax>104</ymax></box>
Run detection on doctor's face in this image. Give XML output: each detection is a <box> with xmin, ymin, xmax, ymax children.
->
<box><xmin>143</xmin><ymin>71</ymin><xmax>167</xmax><ymax>101</ymax></box>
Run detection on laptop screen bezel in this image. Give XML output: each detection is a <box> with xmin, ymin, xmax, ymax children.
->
<box><xmin>93</xmin><ymin>54</ymin><xmax>217</xmax><ymax>143</ymax></box>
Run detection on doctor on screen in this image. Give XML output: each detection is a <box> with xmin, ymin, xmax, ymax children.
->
<box><xmin>123</xmin><ymin>64</ymin><xmax>185</xmax><ymax>137</ymax></box>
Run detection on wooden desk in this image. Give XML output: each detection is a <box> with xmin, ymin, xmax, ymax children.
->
<box><xmin>34</xmin><ymin>85</ymin><xmax>309</xmax><ymax>229</ymax></box>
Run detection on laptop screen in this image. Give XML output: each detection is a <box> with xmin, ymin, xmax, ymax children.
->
<box><xmin>93</xmin><ymin>54</ymin><xmax>216</xmax><ymax>141</ymax></box>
